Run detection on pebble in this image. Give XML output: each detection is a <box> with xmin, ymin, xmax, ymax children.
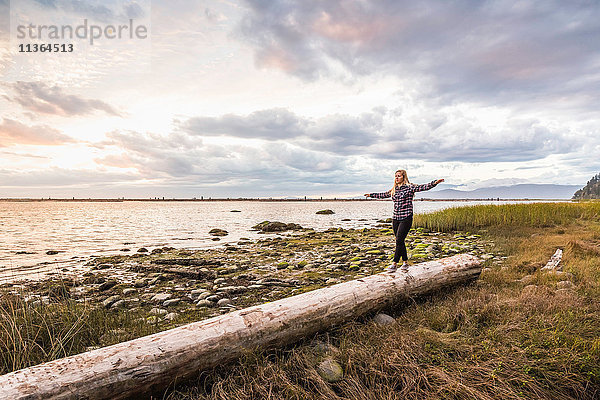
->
<box><xmin>123</xmin><ymin>288</ymin><xmax>136</xmax><ymax>296</ymax></box>
<box><xmin>373</xmin><ymin>313</ymin><xmax>396</xmax><ymax>326</ymax></box>
<box><xmin>134</xmin><ymin>279</ymin><xmax>147</xmax><ymax>288</ymax></box>
<box><xmin>312</xmin><ymin>341</ymin><xmax>339</xmax><ymax>356</ymax></box>
<box><xmin>247</xmin><ymin>284</ymin><xmax>265</xmax><ymax>290</ymax></box>
<box><xmin>519</xmin><ymin>275</ymin><xmax>534</xmax><ymax>285</ymax></box>
<box><xmin>98</xmin><ymin>280</ymin><xmax>117</xmax><ymax>291</ymax></box>
<box><xmin>163</xmin><ymin>298</ymin><xmax>181</xmax><ymax>307</ymax></box>
<box><xmin>102</xmin><ymin>295</ymin><xmax>120</xmax><ymax>308</ymax></box>
<box><xmin>316</xmin><ymin>358</ymin><xmax>344</xmax><ymax>382</ymax></box>
<box><xmin>196</xmin><ymin>299</ymin><xmax>214</xmax><ymax>307</ymax></box>
<box><xmin>521</xmin><ymin>284</ymin><xmax>538</xmax><ymax>296</ymax></box>
<box><xmin>164</xmin><ymin>312</ymin><xmax>178</xmax><ymax>321</ymax></box>
<box><xmin>151</xmin><ymin>293</ymin><xmax>172</xmax><ymax>303</ymax></box>
<box><xmin>557</xmin><ymin>281</ymin><xmax>574</xmax><ymax>289</ymax></box>
<box><xmin>217</xmin><ymin>298</ymin><xmax>232</xmax><ymax>307</ymax></box>
<box><xmin>150</xmin><ymin>308</ymin><xmax>168</xmax><ymax>315</ymax></box>
<box><xmin>111</xmin><ymin>300</ymin><xmax>126</xmax><ymax>309</ymax></box>
<box><xmin>217</xmin><ymin>285</ymin><xmax>246</xmax><ymax>294</ymax></box>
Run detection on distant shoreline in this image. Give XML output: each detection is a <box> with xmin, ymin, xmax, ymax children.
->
<box><xmin>0</xmin><ymin>198</ymin><xmax>572</xmax><ymax>202</ymax></box>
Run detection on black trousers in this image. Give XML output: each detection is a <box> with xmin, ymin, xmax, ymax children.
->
<box><xmin>392</xmin><ymin>215</ymin><xmax>413</xmax><ymax>263</ymax></box>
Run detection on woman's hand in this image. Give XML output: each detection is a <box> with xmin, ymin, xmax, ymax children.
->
<box><xmin>434</xmin><ymin>179</ymin><xmax>445</xmax><ymax>185</ymax></box>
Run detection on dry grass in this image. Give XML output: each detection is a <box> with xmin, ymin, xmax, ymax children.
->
<box><xmin>164</xmin><ymin>203</ymin><xmax>600</xmax><ymax>400</ymax></box>
<box><xmin>1</xmin><ymin>203</ymin><xmax>599</xmax><ymax>399</ymax></box>
<box><xmin>0</xmin><ymin>289</ymin><xmax>154</xmax><ymax>374</ymax></box>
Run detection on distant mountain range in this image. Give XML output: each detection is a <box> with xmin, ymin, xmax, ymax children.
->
<box><xmin>421</xmin><ymin>184</ymin><xmax>582</xmax><ymax>199</ymax></box>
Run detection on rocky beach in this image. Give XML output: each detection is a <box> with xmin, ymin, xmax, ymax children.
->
<box><xmin>0</xmin><ymin>219</ymin><xmax>500</xmax><ymax>350</ymax></box>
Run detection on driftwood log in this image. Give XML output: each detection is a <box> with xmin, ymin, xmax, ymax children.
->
<box><xmin>0</xmin><ymin>253</ymin><xmax>481</xmax><ymax>400</ymax></box>
<box><xmin>541</xmin><ymin>248</ymin><xmax>563</xmax><ymax>271</ymax></box>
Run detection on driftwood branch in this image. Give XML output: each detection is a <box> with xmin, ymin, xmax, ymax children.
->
<box><xmin>0</xmin><ymin>253</ymin><xmax>481</xmax><ymax>400</ymax></box>
<box><xmin>541</xmin><ymin>248</ymin><xmax>563</xmax><ymax>271</ymax></box>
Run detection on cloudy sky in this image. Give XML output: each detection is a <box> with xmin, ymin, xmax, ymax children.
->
<box><xmin>0</xmin><ymin>0</ymin><xmax>599</xmax><ymax>198</ymax></box>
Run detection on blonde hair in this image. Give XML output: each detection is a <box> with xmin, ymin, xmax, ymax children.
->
<box><xmin>390</xmin><ymin>169</ymin><xmax>410</xmax><ymax>195</ymax></box>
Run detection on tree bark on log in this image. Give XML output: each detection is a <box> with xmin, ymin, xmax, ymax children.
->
<box><xmin>0</xmin><ymin>253</ymin><xmax>481</xmax><ymax>400</ymax></box>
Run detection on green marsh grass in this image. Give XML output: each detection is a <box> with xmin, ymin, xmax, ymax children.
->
<box><xmin>413</xmin><ymin>201</ymin><xmax>600</xmax><ymax>232</ymax></box>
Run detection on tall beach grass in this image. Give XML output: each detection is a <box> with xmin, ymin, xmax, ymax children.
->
<box><xmin>413</xmin><ymin>201</ymin><xmax>600</xmax><ymax>232</ymax></box>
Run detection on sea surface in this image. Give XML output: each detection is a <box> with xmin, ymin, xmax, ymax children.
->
<box><xmin>0</xmin><ymin>199</ymin><xmax>548</xmax><ymax>282</ymax></box>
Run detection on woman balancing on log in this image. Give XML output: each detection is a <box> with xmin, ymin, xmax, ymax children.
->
<box><xmin>364</xmin><ymin>170</ymin><xmax>444</xmax><ymax>273</ymax></box>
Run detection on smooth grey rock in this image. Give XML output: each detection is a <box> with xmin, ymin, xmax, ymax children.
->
<box><xmin>312</xmin><ymin>341</ymin><xmax>339</xmax><ymax>356</ymax></box>
<box><xmin>111</xmin><ymin>300</ymin><xmax>126</xmax><ymax>309</ymax></box>
<box><xmin>217</xmin><ymin>298</ymin><xmax>232</xmax><ymax>307</ymax></box>
<box><xmin>163</xmin><ymin>298</ymin><xmax>181</xmax><ymax>307</ymax></box>
<box><xmin>102</xmin><ymin>295</ymin><xmax>120</xmax><ymax>308</ymax></box>
<box><xmin>316</xmin><ymin>358</ymin><xmax>344</xmax><ymax>382</ymax></box>
<box><xmin>520</xmin><ymin>275</ymin><xmax>534</xmax><ymax>285</ymax></box>
<box><xmin>98</xmin><ymin>280</ymin><xmax>117</xmax><ymax>291</ymax></box>
<box><xmin>217</xmin><ymin>285</ymin><xmax>246</xmax><ymax>294</ymax></box>
<box><xmin>316</xmin><ymin>209</ymin><xmax>335</xmax><ymax>215</ymax></box>
<box><xmin>164</xmin><ymin>312</ymin><xmax>178</xmax><ymax>321</ymax></box>
<box><xmin>150</xmin><ymin>308</ymin><xmax>168</xmax><ymax>315</ymax></box>
<box><xmin>557</xmin><ymin>280</ymin><xmax>574</xmax><ymax>289</ymax></box>
<box><xmin>134</xmin><ymin>279</ymin><xmax>147</xmax><ymax>288</ymax></box>
<box><xmin>247</xmin><ymin>284</ymin><xmax>265</xmax><ymax>290</ymax></box>
<box><xmin>196</xmin><ymin>291</ymin><xmax>212</xmax><ymax>300</ymax></box>
<box><xmin>373</xmin><ymin>313</ymin><xmax>395</xmax><ymax>326</ymax></box>
<box><xmin>196</xmin><ymin>299</ymin><xmax>214</xmax><ymax>308</ymax></box>
<box><xmin>151</xmin><ymin>293</ymin><xmax>172</xmax><ymax>303</ymax></box>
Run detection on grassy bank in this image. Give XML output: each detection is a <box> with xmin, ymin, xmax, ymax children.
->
<box><xmin>167</xmin><ymin>202</ymin><xmax>600</xmax><ymax>400</ymax></box>
<box><xmin>1</xmin><ymin>202</ymin><xmax>599</xmax><ymax>399</ymax></box>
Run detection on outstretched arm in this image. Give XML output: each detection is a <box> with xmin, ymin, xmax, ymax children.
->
<box><xmin>413</xmin><ymin>179</ymin><xmax>444</xmax><ymax>192</ymax></box>
<box><xmin>364</xmin><ymin>190</ymin><xmax>391</xmax><ymax>199</ymax></box>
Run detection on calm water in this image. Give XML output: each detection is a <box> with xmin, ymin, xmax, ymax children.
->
<box><xmin>0</xmin><ymin>200</ymin><xmax>535</xmax><ymax>281</ymax></box>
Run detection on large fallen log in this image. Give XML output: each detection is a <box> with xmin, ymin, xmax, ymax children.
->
<box><xmin>0</xmin><ymin>253</ymin><xmax>481</xmax><ymax>400</ymax></box>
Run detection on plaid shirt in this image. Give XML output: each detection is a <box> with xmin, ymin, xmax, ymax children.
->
<box><xmin>369</xmin><ymin>181</ymin><xmax>439</xmax><ymax>220</ymax></box>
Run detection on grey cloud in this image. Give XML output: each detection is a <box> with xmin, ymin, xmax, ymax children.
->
<box><xmin>0</xmin><ymin>0</ymin><xmax>7</xmax><ymax>39</ymax></box>
<box><xmin>125</xmin><ymin>2</ymin><xmax>144</xmax><ymax>19</ymax></box>
<box><xmin>0</xmin><ymin>119</ymin><xmax>75</xmax><ymax>146</ymax></box>
<box><xmin>179</xmin><ymin>106</ymin><xmax>589</xmax><ymax>163</ymax></box>
<box><xmin>179</xmin><ymin>108</ymin><xmax>380</xmax><ymax>155</ymax></box>
<box><xmin>374</xmin><ymin>117</ymin><xmax>582</xmax><ymax>162</ymax></box>
<box><xmin>0</xmin><ymin>167</ymin><xmax>137</xmax><ymax>187</ymax></box>
<box><xmin>33</xmin><ymin>0</ymin><xmax>57</xmax><ymax>8</ymax></box>
<box><xmin>100</xmin><ymin>129</ymin><xmax>351</xmax><ymax>187</ymax></box>
<box><xmin>238</xmin><ymin>0</ymin><xmax>600</xmax><ymax>106</ymax></box>
<box><xmin>180</xmin><ymin>108</ymin><xmax>308</xmax><ymax>140</ymax></box>
<box><xmin>28</xmin><ymin>1</ymin><xmax>147</xmax><ymax>23</ymax></box>
<box><xmin>7</xmin><ymin>81</ymin><xmax>123</xmax><ymax>117</ymax></box>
